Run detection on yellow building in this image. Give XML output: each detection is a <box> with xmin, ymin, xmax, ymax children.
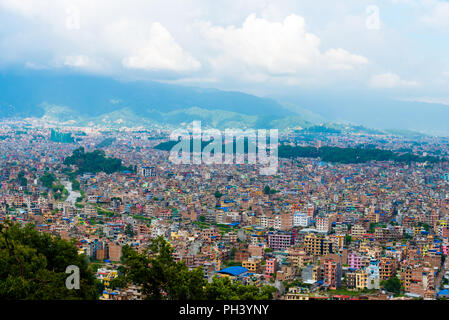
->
<box><xmin>304</xmin><ymin>234</ymin><xmax>333</xmax><ymax>256</ymax></box>
<box><xmin>356</xmin><ymin>270</ymin><xmax>367</xmax><ymax>290</ymax></box>
<box><xmin>414</xmin><ymin>227</ymin><xmax>422</xmax><ymax>236</ymax></box>
<box><xmin>242</xmin><ymin>260</ymin><xmax>260</xmax><ymax>273</ymax></box>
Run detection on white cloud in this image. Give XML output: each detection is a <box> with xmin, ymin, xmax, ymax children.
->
<box><xmin>65</xmin><ymin>5</ymin><xmax>80</xmax><ymax>30</ymax></box>
<box><xmin>421</xmin><ymin>1</ymin><xmax>449</xmax><ymax>29</ymax></box>
<box><xmin>3</xmin><ymin>0</ymin><xmax>446</xmax><ymax>92</ymax></box>
<box><xmin>199</xmin><ymin>14</ymin><xmax>368</xmax><ymax>77</ymax></box>
<box><xmin>63</xmin><ymin>55</ymin><xmax>92</xmax><ymax>68</ymax></box>
<box><xmin>369</xmin><ymin>73</ymin><xmax>420</xmax><ymax>88</ymax></box>
<box><xmin>24</xmin><ymin>61</ymin><xmax>48</xmax><ymax>70</ymax></box>
<box><xmin>122</xmin><ymin>22</ymin><xmax>201</xmax><ymax>72</ymax></box>
<box><xmin>324</xmin><ymin>48</ymin><xmax>369</xmax><ymax>70</ymax></box>
<box><xmin>400</xmin><ymin>97</ymin><xmax>449</xmax><ymax>106</ymax></box>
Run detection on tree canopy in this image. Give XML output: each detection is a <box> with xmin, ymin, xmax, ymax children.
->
<box><xmin>278</xmin><ymin>145</ymin><xmax>441</xmax><ymax>164</ymax></box>
<box><xmin>0</xmin><ymin>220</ymin><xmax>100</xmax><ymax>300</ymax></box>
<box><xmin>64</xmin><ymin>147</ymin><xmax>131</xmax><ymax>174</ymax></box>
<box><xmin>118</xmin><ymin>236</ymin><xmax>276</xmax><ymax>300</ymax></box>
<box><xmin>382</xmin><ymin>276</ymin><xmax>402</xmax><ymax>296</ymax></box>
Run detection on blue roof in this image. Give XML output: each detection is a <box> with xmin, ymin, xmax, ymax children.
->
<box><xmin>438</xmin><ymin>289</ymin><xmax>449</xmax><ymax>296</ymax></box>
<box><xmin>217</xmin><ymin>266</ymin><xmax>248</xmax><ymax>276</ymax></box>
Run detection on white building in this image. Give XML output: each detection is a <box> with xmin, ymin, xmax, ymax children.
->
<box><xmin>293</xmin><ymin>213</ymin><xmax>311</xmax><ymax>227</ymax></box>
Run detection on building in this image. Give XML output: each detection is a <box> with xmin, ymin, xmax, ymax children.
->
<box><xmin>265</xmin><ymin>258</ymin><xmax>277</xmax><ymax>275</ymax></box>
<box><xmin>402</xmin><ymin>266</ymin><xmax>435</xmax><ymax>298</ymax></box>
<box><xmin>346</xmin><ymin>272</ymin><xmax>357</xmax><ymax>289</ymax></box>
<box><xmin>316</xmin><ymin>217</ymin><xmax>330</xmax><ymax>233</ymax></box>
<box><xmin>283</xmin><ymin>287</ymin><xmax>309</xmax><ymax>300</ymax></box>
<box><xmin>321</xmin><ymin>259</ymin><xmax>342</xmax><ymax>290</ymax></box>
<box><xmin>348</xmin><ymin>253</ymin><xmax>363</xmax><ymax>270</ymax></box>
<box><xmin>242</xmin><ymin>260</ymin><xmax>261</xmax><ymax>273</ymax></box>
<box><xmin>302</xmin><ymin>264</ymin><xmax>319</xmax><ymax>283</ymax></box>
<box><xmin>280</xmin><ymin>212</ymin><xmax>293</xmax><ymax>231</ymax></box>
<box><xmin>108</xmin><ymin>243</ymin><xmax>122</xmax><ymax>262</ymax></box>
<box><xmin>304</xmin><ymin>234</ymin><xmax>333</xmax><ymax>256</ymax></box>
<box><xmin>140</xmin><ymin>166</ymin><xmax>156</xmax><ymax>177</ymax></box>
<box><xmin>365</xmin><ymin>260</ymin><xmax>380</xmax><ymax>290</ymax></box>
<box><xmin>379</xmin><ymin>258</ymin><xmax>396</xmax><ymax>281</ymax></box>
<box><xmin>268</xmin><ymin>233</ymin><xmax>293</xmax><ymax>251</ymax></box>
<box><xmin>350</xmin><ymin>224</ymin><xmax>366</xmax><ymax>239</ymax></box>
<box><xmin>293</xmin><ymin>213</ymin><xmax>311</xmax><ymax>227</ymax></box>
<box><xmin>355</xmin><ymin>270</ymin><xmax>367</xmax><ymax>290</ymax></box>
<box><xmin>217</xmin><ymin>266</ymin><xmax>249</xmax><ymax>280</ymax></box>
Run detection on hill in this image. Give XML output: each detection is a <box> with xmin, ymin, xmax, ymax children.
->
<box><xmin>0</xmin><ymin>72</ymin><xmax>304</xmax><ymax>129</ymax></box>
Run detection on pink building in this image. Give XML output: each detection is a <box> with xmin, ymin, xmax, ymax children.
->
<box><xmin>442</xmin><ymin>244</ymin><xmax>449</xmax><ymax>255</ymax></box>
<box><xmin>265</xmin><ymin>258</ymin><xmax>277</xmax><ymax>275</ymax></box>
<box><xmin>348</xmin><ymin>253</ymin><xmax>363</xmax><ymax>269</ymax></box>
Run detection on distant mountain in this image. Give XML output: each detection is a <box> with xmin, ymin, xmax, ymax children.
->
<box><xmin>0</xmin><ymin>72</ymin><xmax>306</xmax><ymax>129</ymax></box>
<box><xmin>275</xmin><ymin>91</ymin><xmax>449</xmax><ymax>136</ymax></box>
<box><xmin>3</xmin><ymin>72</ymin><xmax>447</xmax><ymax>136</ymax></box>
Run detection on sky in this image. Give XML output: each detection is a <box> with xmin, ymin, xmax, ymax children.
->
<box><xmin>1</xmin><ymin>0</ymin><xmax>449</xmax><ymax>104</ymax></box>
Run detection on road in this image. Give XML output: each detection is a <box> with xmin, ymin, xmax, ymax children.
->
<box><xmin>62</xmin><ymin>180</ymin><xmax>81</xmax><ymax>205</ymax></box>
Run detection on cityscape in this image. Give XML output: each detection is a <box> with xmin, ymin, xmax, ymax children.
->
<box><xmin>1</xmin><ymin>118</ymin><xmax>449</xmax><ymax>301</ymax></box>
<box><xmin>1</xmin><ymin>0</ymin><xmax>449</xmax><ymax>307</ymax></box>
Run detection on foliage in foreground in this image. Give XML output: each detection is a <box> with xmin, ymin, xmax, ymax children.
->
<box><xmin>119</xmin><ymin>236</ymin><xmax>276</xmax><ymax>300</ymax></box>
<box><xmin>0</xmin><ymin>220</ymin><xmax>99</xmax><ymax>300</ymax></box>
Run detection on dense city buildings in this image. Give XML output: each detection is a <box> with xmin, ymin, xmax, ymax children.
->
<box><xmin>1</xmin><ymin>119</ymin><xmax>449</xmax><ymax>300</ymax></box>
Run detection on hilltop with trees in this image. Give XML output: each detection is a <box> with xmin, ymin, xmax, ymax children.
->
<box><xmin>64</xmin><ymin>147</ymin><xmax>132</xmax><ymax>174</ymax></box>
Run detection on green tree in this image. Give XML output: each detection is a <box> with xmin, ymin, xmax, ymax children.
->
<box><xmin>71</xmin><ymin>179</ymin><xmax>81</xmax><ymax>191</ymax></box>
<box><xmin>125</xmin><ymin>224</ymin><xmax>135</xmax><ymax>237</ymax></box>
<box><xmin>204</xmin><ymin>277</ymin><xmax>276</xmax><ymax>300</ymax></box>
<box><xmin>214</xmin><ymin>190</ymin><xmax>223</xmax><ymax>207</ymax></box>
<box><xmin>0</xmin><ymin>220</ymin><xmax>100</xmax><ymax>300</ymax></box>
<box><xmin>121</xmin><ymin>237</ymin><xmax>205</xmax><ymax>300</ymax></box>
<box><xmin>121</xmin><ymin>236</ymin><xmax>276</xmax><ymax>300</ymax></box>
<box><xmin>39</xmin><ymin>172</ymin><xmax>56</xmax><ymax>189</ymax></box>
<box><xmin>264</xmin><ymin>185</ymin><xmax>271</xmax><ymax>195</ymax></box>
<box><xmin>345</xmin><ymin>235</ymin><xmax>352</xmax><ymax>245</ymax></box>
<box><xmin>17</xmin><ymin>171</ymin><xmax>27</xmax><ymax>187</ymax></box>
<box><xmin>382</xmin><ymin>276</ymin><xmax>402</xmax><ymax>296</ymax></box>
<box><xmin>64</xmin><ymin>148</ymin><xmax>131</xmax><ymax>174</ymax></box>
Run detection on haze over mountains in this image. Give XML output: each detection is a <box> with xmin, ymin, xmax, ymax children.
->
<box><xmin>276</xmin><ymin>91</ymin><xmax>449</xmax><ymax>137</ymax></box>
<box><xmin>1</xmin><ymin>72</ymin><xmax>448</xmax><ymax>136</ymax></box>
